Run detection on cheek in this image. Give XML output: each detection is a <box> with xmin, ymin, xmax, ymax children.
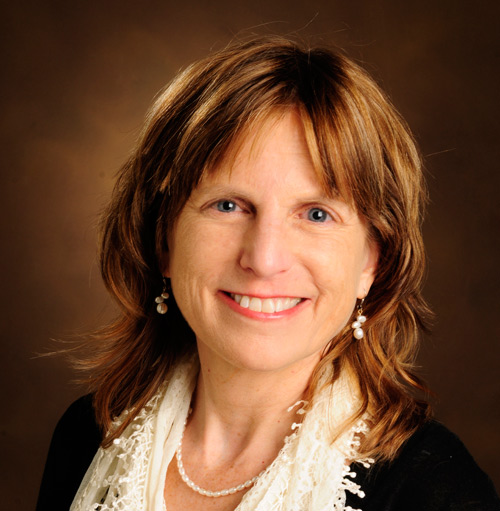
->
<box><xmin>168</xmin><ymin>225</ymin><xmax>229</xmax><ymax>307</ymax></box>
<box><xmin>315</xmin><ymin>238</ymin><xmax>366</xmax><ymax>284</ymax></box>
<box><xmin>168</xmin><ymin>226</ymin><xmax>201</xmax><ymax>305</ymax></box>
<box><xmin>311</xmin><ymin>239</ymin><xmax>370</xmax><ymax>314</ymax></box>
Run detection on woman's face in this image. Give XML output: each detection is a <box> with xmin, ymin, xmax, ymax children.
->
<box><xmin>165</xmin><ymin>111</ymin><xmax>377</xmax><ymax>374</ymax></box>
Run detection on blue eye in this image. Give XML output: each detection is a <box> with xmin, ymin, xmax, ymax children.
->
<box><xmin>216</xmin><ymin>200</ymin><xmax>238</xmax><ymax>212</ymax></box>
<box><xmin>307</xmin><ymin>208</ymin><xmax>331</xmax><ymax>223</ymax></box>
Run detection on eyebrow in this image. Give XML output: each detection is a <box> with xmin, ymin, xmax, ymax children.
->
<box><xmin>193</xmin><ymin>183</ymin><xmax>347</xmax><ymax>209</ymax></box>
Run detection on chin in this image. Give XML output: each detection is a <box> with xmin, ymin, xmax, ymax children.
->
<box><xmin>200</xmin><ymin>338</ymin><xmax>323</xmax><ymax>375</ymax></box>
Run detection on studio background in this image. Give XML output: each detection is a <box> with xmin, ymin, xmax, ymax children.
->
<box><xmin>1</xmin><ymin>1</ymin><xmax>499</xmax><ymax>509</ymax></box>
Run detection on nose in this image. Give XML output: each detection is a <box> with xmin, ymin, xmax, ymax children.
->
<box><xmin>239</xmin><ymin>216</ymin><xmax>294</xmax><ymax>278</ymax></box>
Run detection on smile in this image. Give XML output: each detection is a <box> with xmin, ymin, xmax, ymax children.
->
<box><xmin>229</xmin><ymin>293</ymin><xmax>302</xmax><ymax>313</ymax></box>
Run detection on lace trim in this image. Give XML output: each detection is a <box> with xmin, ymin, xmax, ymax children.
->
<box><xmin>71</xmin><ymin>356</ymin><xmax>372</xmax><ymax>511</ymax></box>
<box><xmin>71</xmin><ymin>355</ymin><xmax>198</xmax><ymax>511</ymax></box>
<box><xmin>72</xmin><ymin>395</ymin><xmax>160</xmax><ymax>509</ymax></box>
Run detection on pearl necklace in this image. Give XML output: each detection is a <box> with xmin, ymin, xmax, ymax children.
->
<box><xmin>175</xmin><ymin>413</ymin><xmax>266</xmax><ymax>498</ymax></box>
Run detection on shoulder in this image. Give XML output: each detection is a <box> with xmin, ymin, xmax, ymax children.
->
<box><xmin>47</xmin><ymin>394</ymin><xmax>101</xmax><ymax>461</ymax></box>
<box><xmin>347</xmin><ymin>420</ymin><xmax>500</xmax><ymax>511</ymax></box>
<box><xmin>36</xmin><ymin>395</ymin><xmax>102</xmax><ymax>511</ymax></box>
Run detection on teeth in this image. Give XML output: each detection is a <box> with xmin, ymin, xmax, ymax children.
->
<box><xmin>275</xmin><ymin>299</ymin><xmax>284</xmax><ymax>312</ymax></box>
<box><xmin>261</xmin><ymin>299</ymin><xmax>275</xmax><ymax>313</ymax></box>
<box><xmin>249</xmin><ymin>297</ymin><xmax>262</xmax><ymax>312</ymax></box>
<box><xmin>230</xmin><ymin>294</ymin><xmax>301</xmax><ymax>313</ymax></box>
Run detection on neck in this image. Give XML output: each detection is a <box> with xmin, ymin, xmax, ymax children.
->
<box><xmin>187</xmin><ymin>342</ymin><xmax>319</xmax><ymax>463</ymax></box>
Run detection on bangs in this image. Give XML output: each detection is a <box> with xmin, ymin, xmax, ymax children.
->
<box><xmin>297</xmin><ymin>103</ymin><xmax>356</xmax><ymax>206</ymax></box>
<box><xmin>202</xmin><ymin>104</ymin><xmax>355</xmax><ymax>211</ymax></box>
<box><xmin>153</xmin><ymin>38</ymin><xmax>418</xmax><ymax>241</ymax></box>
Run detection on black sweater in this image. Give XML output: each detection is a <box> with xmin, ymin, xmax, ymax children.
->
<box><xmin>37</xmin><ymin>395</ymin><xmax>500</xmax><ymax>510</ymax></box>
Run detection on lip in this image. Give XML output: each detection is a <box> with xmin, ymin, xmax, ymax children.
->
<box><xmin>219</xmin><ymin>291</ymin><xmax>308</xmax><ymax>320</ymax></box>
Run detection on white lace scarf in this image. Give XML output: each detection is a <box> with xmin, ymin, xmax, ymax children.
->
<box><xmin>71</xmin><ymin>355</ymin><xmax>372</xmax><ymax>511</ymax></box>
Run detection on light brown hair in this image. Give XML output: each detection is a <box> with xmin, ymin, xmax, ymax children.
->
<box><xmin>80</xmin><ymin>36</ymin><xmax>432</xmax><ymax>460</ymax></box>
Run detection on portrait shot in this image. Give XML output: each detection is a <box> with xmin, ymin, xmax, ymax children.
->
<box><xmin>0</xmin><ymin>1</ymin><xmax>499</xmax><ymax>510</ymax></box>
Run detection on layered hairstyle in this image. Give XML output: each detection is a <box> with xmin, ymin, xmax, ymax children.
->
<box><xmin>81</xmin><ymin>36</ymin><xmax>432</xmax><ymax>460</ymax></box>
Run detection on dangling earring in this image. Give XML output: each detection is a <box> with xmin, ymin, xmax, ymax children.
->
<box><xmin>155</xmin><ymin>277</ymin><xmax>170</xmax><ymax>314</ymax></box>
<box><xmin>351</xmin><ymin>298</ymin><xmax>366</xmax><ymax>340</ymax></box>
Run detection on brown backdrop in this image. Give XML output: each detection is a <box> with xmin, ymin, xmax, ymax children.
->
<box><xmin>1</xmin><ymin>1</ymin><xmax>499</xmax><ymax>508</ymax></box>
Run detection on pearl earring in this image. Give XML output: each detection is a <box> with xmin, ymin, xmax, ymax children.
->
<box><xmin>351</xmin><ymin>298</ymin><xmax>366</xmax><ymax>340</ymax></box>
<box><xmin>155</xmin><ymin>277</ymin><xmax>170</xmax><ymax>314</ymax></box>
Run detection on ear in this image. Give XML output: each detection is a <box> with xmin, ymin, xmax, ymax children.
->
<box><xmin>357</xmin><ymin>240</ymin><xmax>378</xmax><ymax>299</ymax></box>
<box><xmin>160</xmin><ymin>251</ymin><xmax>170</xmax><ymax>278</ymax></box>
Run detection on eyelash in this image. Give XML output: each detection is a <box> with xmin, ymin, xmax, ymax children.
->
<box><xmin>214</xmin><ymin>200</ymin><xmax>242</xmax><ymax>213</ymax></box>
<box><xmin>210</xmin><ymin>199</ymin><xmax>337</xmax><ymax>223</ymax></box>
<box><xmin>305</xmin><ymin>207</ymin><xmax>333</xmax><ymax>223</ymax></box>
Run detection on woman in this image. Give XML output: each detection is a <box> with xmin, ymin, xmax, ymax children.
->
<box><xmin>37</xmin><ymin>37</ymin><xmax>500</xmax><ymax>511</ymax></box>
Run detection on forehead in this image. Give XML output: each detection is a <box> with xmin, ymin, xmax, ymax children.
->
<box><xmin>203</xmin><ymin>109</ymin><xmax>334</xmax><ymax>195</ymax></box>
<box><xmin>188</xmin><ymin>112</ymin><xmax>353</xmax><ymax>216</ymax></box>
<box><xmin>201</xmin><ymin>112</ymin><xmax>305</xmax><ymax>182</ymax></box>
<box><xmin>238</xmin><ymin>111</ymin><xmax>308</xmax><ymax>163</ymax></box>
